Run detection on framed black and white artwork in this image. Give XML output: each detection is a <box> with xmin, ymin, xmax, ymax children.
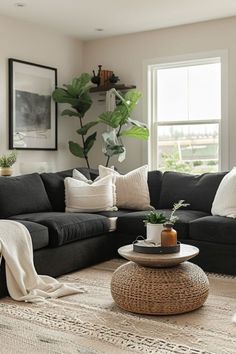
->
<box><xmin>8</xmin><ymin>58</ymin><xmax>57</xmax><ymax>150</ymax></box>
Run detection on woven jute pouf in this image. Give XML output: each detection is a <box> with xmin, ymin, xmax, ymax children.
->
<box><xmin>111</xmin><ymin>261</ymin><xmax>209</xmax><ymax>315</ymax></box>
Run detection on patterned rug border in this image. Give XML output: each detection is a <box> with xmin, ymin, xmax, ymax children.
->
<box><xmin>0</xmin><ymin>303</ymin><xmax>214</xmax><ymax>354</ymax></box>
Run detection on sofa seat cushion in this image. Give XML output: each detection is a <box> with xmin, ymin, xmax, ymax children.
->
<box><xmin>95</xmin><ymin>209</ymin><xmax>136</xmax><ymax>232</ymax></box>
<box><xmin>95</xmin><ymin>209</ymin><xmax>136</xmax><ymax>218</ymax></box>
<box><xmin>189</xmin><ymin>216</ymin><xmax>236</xmax><ymax>245</ymax></box>
<box><xmin>10</xmin><ymin>212</ymin><xmax>110</xmax><ymax>247</ymax></box>
<box><xmin>117</xmin><ymin>210</ymin><xmax>209</xmax><ymax>239</ymax></box>
<box><xmin>11</xmin><ymin>220</ymin><xmax>49</xmax><ymax>250</ymax></box>
<box><xmin>0</xmin><ymin>173</ymin><xmax>52</xmax><ymax>218</ymax></box>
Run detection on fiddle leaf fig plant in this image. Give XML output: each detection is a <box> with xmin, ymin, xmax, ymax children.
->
<box><xmin>98</xmin><ymin>88</ymin><xmax>149</xmax><ymax>167</ymax></box>
<box><xmin>52</xmin><ymin>73</ymin><xmax>98</xmax><ymax>169</ymax></box>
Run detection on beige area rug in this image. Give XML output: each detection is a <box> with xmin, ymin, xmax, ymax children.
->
<box><xmin>0</xmin><ymin>259</ymin><xmax>236</xmax><ymax>354</ymax></box>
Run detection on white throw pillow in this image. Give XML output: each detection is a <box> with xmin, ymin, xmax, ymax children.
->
<box><xmin>211</xmin><ymin>167</ymin><xmax>236</xmax><ymax>218</ymax></box>
<box><xmin>72</xmin><ymin>168</ymin><xmax>117</xmax><ymax>206</ymax></box>
<box><xmin>65</xmin><ymin>175</ymin><xmax>117</xmax><ymax>213</ymax></box>
<box><xmin>99</xmin><ymin>165</ymin><xmax>153</xmax><ymax>210</ymax></box>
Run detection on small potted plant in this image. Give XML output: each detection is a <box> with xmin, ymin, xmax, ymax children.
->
<box><xmin>144</xmin><ymin>200</ymin><xmax>189</xmax><ymax>245</ymax></box>
<box><xmin>0</xmin><ymin>151</ymin><xmax>17</xmax><ymax>176</ymax></box>
<box><xmin>144</xmin><ymin>211</ymin><xmax>167</xmax><ymax>245</ymax></box>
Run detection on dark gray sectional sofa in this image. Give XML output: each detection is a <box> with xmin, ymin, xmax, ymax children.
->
<box><xmin>0</xmin><ymin>167</ymin><xmax>235</xmax><ymax>298</ymax></box>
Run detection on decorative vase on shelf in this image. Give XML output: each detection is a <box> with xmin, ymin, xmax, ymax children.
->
<box><xmin>91</xmin><ymin>65</ymin><xmax>102</xmax><ymax>86</ymax></box>
<box><xmin>146</xmin><ymin>223</ymin><xmax>164</xmax><ymax>245</ymax></box>
<box><xmin>109</xmin><ymin>73</ymin><xmax>120</xmax><ymax>84</ymax></box>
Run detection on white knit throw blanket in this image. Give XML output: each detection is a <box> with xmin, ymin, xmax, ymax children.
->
<box><xmin>0</xmin><ymin>220</ymin><xmax>84</xmax><ymax>303</ymax></box>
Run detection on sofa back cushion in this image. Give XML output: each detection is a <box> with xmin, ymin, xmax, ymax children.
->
<box><xmin>41</xmin><ymin>168</ymin><xmax>91</xmax><ymax>212</ymax></box>
<box><xmin>159</xmin><ymin>171</ymin><xmax>227</xmax><ymax>213</ymax></box>
<box><xmin>147</xmin><ymin>170</ymin><xmax>163</xmax><ymax>209</ymax></box>
<box><xmin>0</xmin><ymin>173</ymin><xmax>52</xmax><ymax>218</ymax></box>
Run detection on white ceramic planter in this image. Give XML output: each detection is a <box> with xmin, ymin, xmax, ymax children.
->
<box><xmin>146</xmin><ymin>223</ymin><xmax>163</xmax><ymax>245</ymax></box>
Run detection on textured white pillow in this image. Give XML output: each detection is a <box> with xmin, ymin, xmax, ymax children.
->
<box><xmin>72</xmin><ymin>168</ymin><xmax>117</xmax><ymax>206</ymax></box>
<box><xmin>99</xmin><ymin>165</ymin><xmax>153</xmax><ymax>210</ymax></box>
<box><xmin>65</xmin><ymin>175</ymin><xmax>117</xmax><ymax>213</ymax></box>
<box><xmin>211</xmin><ymin>168</ymin><xmax>236</xmax><ymax>218</ymax></box>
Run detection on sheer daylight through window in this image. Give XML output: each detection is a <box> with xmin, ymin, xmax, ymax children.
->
<box><xmin>149</xmin><ymin>58</ymin><xmax>221</xmax><ymax>173</ymax></box>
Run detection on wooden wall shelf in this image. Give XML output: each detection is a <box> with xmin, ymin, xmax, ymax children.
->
<box><xmin>90</xmin><ymin>84</ymin><xmax>136</xmax><ymax>93</ymax></box>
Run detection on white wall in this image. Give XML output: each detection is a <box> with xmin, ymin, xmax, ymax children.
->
<box><xmin>1</xmin><ymin>15</ymin><xmax>236</xmax><ymax>174</ymax></box>
<box><xmin>0</xmin><ymin>15</ymin><xmax>83</xmax><ymax>174</ymax></box>
<box><xmin>83</xmin><ymin>17</ymin><xmax>236</xmax><ymax>172</ymax></box>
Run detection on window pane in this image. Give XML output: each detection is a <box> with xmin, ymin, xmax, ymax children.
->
<box><xmin>157</xmin><ymin>123</ymin><xmax>219</xmax><ymax>173</ymax></box>
<box><xmin>189</xmin><ymin>63</ymin><xmax>221</xmax><ymax>120</ymax></box>
<box><xmin>157</xmin><ymin>67</ymin><xmax>188</xmax><ymax>122</ymax></box>
<box><xmin>157</xmin><ymin>62</ymin><xmax>221</xmax><ymax>122</ymax></box>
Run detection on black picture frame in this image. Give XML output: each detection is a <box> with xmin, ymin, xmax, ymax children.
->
<box><xmin>9</xmin><ymin>58</ymin><xmax>58</xmax><ymax>150</ymax></box>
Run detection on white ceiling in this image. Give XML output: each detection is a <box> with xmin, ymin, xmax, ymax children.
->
<box><xmin>0</xmin><ymin>0</ymin><xmax>236</xmax><ymax>40</ymax></box>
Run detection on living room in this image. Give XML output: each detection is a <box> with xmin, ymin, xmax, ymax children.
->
<box><xmin>0</xmin><ymin>1</ymin><xmax>236</xmax><ymax>353</ymax></box>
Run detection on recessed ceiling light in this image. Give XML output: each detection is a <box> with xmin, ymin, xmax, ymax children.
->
<box><xmin>14</xmin><ymin>2</ymin><xmax>26</xmax><ymax>8</ymax></box>
<box><xmin>95</xmin><ymin>28</ymin><xmax>104</xmax><ymax>32</ymax></box>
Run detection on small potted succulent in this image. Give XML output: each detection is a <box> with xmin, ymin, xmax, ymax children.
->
<box><xmin>0</xmin><ymin>151</ymin><xmax>17</xmax><ymax>176</ymax></box>
<box><xmin>144</xmin><ymin>211</ymin><xmax>167</xmax><ymax>245</ymax></box>
<box><xmin>144</xmin><ymin>200</ymin><xmax>189</xmax><ymax>245</ymax></box>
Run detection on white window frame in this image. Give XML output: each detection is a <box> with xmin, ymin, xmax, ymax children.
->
<box><xmin>143</xmin><ymin>50</ymin><xmax>229</xmax><ymax>172</ymax></box>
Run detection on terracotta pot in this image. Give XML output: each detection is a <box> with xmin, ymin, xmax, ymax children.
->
<box><xmin>0</xmin><ymin>167</ymin><xmax>13</xmax><ymax>176</ymax></box>
<box><xmin>146</xmin><ymin>223</ymin><xmax>163</xmax><ymax>245</ymax></box>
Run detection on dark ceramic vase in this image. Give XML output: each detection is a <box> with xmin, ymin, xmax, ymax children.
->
<box><xmin>109</xmin><ymin>73</ymin><xmax>119</xmax><ymax>84</ymax></box>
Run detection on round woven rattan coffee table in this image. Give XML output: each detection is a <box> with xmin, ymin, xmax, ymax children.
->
<box><xmin>111</xmin><ymin>244</ymin><xmax>209</xmax><ymax>315</ymax></box>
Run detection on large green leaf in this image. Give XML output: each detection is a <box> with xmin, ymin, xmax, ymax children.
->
<box><xmin>120</xmin><ymin>126</ymin><xmax>149</xmax><ymax>140</ymax></box>
<box><xmin>73</xmin><ymin>92</ymin><xmax>92</xmax><ymax>117</ymax></box>
<box><xmin>52</xmin><ymin>88</ymin><xmax>79</xmax><ymax>106</ymax></box>
<box><xmin>124</xmin><ymin>89</ymin><xmax>142</xmax><ymax>111</ymax></box>
<box><xmin>63</xmin><ymin>84</ymin><xmax>78</xmax><ymax>97</ymax></box>
<box><xmin>72</xmin><ymin>73</ymin><xmax>91</xmax><ymax>96</ymax></box>
<box><xmin>53</xmin><ymin>74</ymin><xmax>92</xmax><ymax>116</ymax></box>
<box><xmin>52</xmin><ymin>88</ymin><xmax>67</xmax><ymax>102</ymax></box>
<box><xmin>105</xmin><ymin>145</ymin><xmax>125</xmax><ymax>157</ymax></box>
<box><xmin>68</xmin><ymin>141</ymin><xmax>85</xmax><ymax>158</ymax></box>
<box><xmin>72</xmin><ymin>77</ymin><xmax>80</xmax><ymax>90</ymax></box>
<box><xmin>98</xmin><ymin>111</ymin><xmax>123</xmax><ymax>128</ymax></box>
<box><xmin>114</xmin><ymin>105</ymin><xmax>129</xmax><ymax>125</ymax></box>
<box><xmin>52</xmin><ymin>88</ymin><xmax>66</xmax><ymax>101</ymax></box>
<box><xmin>61</xmin><ymin>109</ymin><xmax>80</xmax><ymax>117</ymax></box>
<box><xmin>77</xmin><ymin>121</ymin><xmax>98</xmax><ymax>135</ymax></box>
<box><xmin>102</xmin><ymin>131</ymin><xmax>125</xmax><ymax>158</ymax></box>
<box><xmin>84</xmin><ymin>132</ymin><xmax>97</xmax><ymax>154</ymax></box>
